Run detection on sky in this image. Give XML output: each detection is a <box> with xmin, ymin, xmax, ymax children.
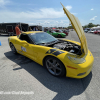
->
<box><xmin>0</xmin><ymin>0</ymin><xmax>100</xmax><ymax>27</ymax></box>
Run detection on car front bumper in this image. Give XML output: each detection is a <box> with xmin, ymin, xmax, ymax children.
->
<box><xmin>65</xmin><ymin>50</ymin><xmax>94</xmax><ymax>79</ymax></box>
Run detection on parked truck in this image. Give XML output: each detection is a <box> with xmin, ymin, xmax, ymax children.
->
<box><xmin>0</xmin><ymin>22</ymin><xmax>29</xmax><ymax>36</ymax></box>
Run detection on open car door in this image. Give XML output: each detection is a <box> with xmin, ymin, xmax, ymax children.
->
<box><xmin>61</xmin><ymin>3</ymin><xmax>88</xmax><ymax>55</ymax></box>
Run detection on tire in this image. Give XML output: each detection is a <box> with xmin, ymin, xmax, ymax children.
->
<box><xmin>44</xmin><ymin>56</ymin><xmax>66</xmax><ymax>77</ymax></box>
<box><xmin>10</xmin><ymin>43</ymin><xmax>17</xmax><ymax>54</ymax></box>
<box><xmin>57</xmin><ymin>34</ymin><xmax>62</xmax><ymax>38</ymax></box>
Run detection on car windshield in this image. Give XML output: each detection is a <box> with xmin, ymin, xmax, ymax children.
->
<box><xmin>52</xmin><ymin>31</ymin><xmax>56</xmax><ymax>33</ymax></box>
<box><xmin>29</xmin><ymin>32</ymin><xmax>58</xmax><ymax>44</ymax></box>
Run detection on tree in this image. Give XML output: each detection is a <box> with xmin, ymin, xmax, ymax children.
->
<box><xmin>67</xmin><ymin>25</ymin><xmax>73</xmax><ymax>29</ymax></box>
<box><xmin>88</xmin><ymin>23</ymin><xmax>94</xmax><ymax>28</ymax></box>
<box><xmin>83</xmin><ymin>25</ymin><xmax>88</xmax><ymax>29</ymax></box>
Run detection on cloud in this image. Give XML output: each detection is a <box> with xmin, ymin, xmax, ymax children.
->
<box><xmin>56</xmin><ymin>21</ymin><xmax>59</xmax><ymax>23</ymax></box>
<box><xmin>0</xmin><ymin>8</ymin><xmax>65</xmax><ymax>22</ymax></box>
<box><xmin>55</xmin><ymin>20</ymin><xmax>64</xmax><ymax>24</ymax></box>
<box><xmin>0</xmin><ymin>6</ymin><xmax>75</xmax><ymax>22</ymax></box>
<box><xmin>90</xmin><ymin>16</ymin><xmax>97</xmax><ymax>21</ymax></box>
<box><xmin>0</xmin><ymin>5</ymin><xmax>74</xmax><ymax>21</ymax></box>
<box><xmin>60</xmin><ymin>21</ymin><xmax>63</xmax><ymax>23</ymax></box>
<box><xmin>0</xmin><ymin>5</ymin><xmax>74</xmax><ymax>27</ymax></box>
<box><xmin>44</xmin><ymin>21</ymin><xmax>50</xmax><ymax>24</ymax></box>
<box><xmin>0</xmin><ymin>0</ymin><xmax>10</xmax><ymax>7</ymax></box>
<box><xmin>28</xmin><ymin>19</ymin><xmax>69</xmax><ymax>27</ymax></box>
<box><xmin>65</xmin><ymin>6</ymin><xmax>72</xmax><ymax>10</ymax></box>
<box><xmin>91</xmin><ymin>8</ymin><xmax>94</xmax><ymax>10</ymax></box>
<box><xmin>28</xmin><ymin>23</ymin><xmax>34</xmax><ymax>25</ymax></box>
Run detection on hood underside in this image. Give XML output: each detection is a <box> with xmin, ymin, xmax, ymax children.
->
<box><xmin>61</xmin><ymin>3</ymin><xmax>88</xmax><ymax>55</ymax></box>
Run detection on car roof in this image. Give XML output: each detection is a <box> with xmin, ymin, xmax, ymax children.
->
<box><xmin>22</xmin><ymin>31</ymin><xmax>44</xmax><ymax>34</ymax></box>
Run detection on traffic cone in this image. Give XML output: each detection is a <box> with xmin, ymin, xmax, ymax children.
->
<box><xmin>0</xmin><ymin>41</ymin><xmax>1</xmax><ymax>46</ymax></box>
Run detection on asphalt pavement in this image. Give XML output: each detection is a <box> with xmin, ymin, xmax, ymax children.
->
<box><xmin>0</xmin><ymin>31</ymin><xmax>100</xmax><ymax>100</ymax></box>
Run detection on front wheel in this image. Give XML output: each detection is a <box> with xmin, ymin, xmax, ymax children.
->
<box><xmin>44</xmin><ymin>56</ymin><xmax>66</xmax><ymax>77</ymax></box>
<box><xmin>57</xmin><ymin>34</ymin><xmax>62</xmax><ymax>38</ymax></box>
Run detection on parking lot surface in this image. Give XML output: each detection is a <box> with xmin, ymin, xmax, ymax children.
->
<box><xmin>0</xmin><ymin>31</ymin><xmax>100</xmax><ymax>100</ymax></box>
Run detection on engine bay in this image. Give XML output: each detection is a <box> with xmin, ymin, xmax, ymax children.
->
<box><xmin>46</xmin><ymin>39</ymin><xmax>82</xmax><ymax>55</ymax></box>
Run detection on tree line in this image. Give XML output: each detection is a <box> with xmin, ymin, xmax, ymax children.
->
<box><xmin>67</xmin><ymin>23</ymin><xmax>100</xmax><ymax>29</ymax></box>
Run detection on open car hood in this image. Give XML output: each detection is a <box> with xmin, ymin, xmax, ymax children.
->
<box><xmin>61</xmin><ymin>3</ymin><xmax>88</xmax><ymax>55</ymax></box>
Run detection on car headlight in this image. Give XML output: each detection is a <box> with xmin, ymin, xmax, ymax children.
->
<box><xmin>67</xmin><ymin>56</ymin><xmax>86</xmax><ymax>64</ymax></box>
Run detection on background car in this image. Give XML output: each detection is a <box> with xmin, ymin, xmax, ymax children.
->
<box><xmin>90</xmin><ymin>29</ymin><xmax>95</xmax><ymax>33</ymax></box>
<box><xmin>84</xmin><ymin>28</ymin><xmax>90</xmax><ymax>33</ymax></box>
<box><xmin>94</xmin><ymin>30</ymin><xmax>100</xmax><ymax>34</ymax></box>
<box><xmin>94</xmin><ymin>30</ymin><xmax>98</xmax><ymax>34</ymax></box>
<box><xmin>97</xmin><ymin>30</ymin><xmax>100</xmax><ymax>34</ymax></box>
<box><xmin>63</xmin><ymin>30</ymin><xmax>69</xmax><ymax>35</ymax></box>
<box><xmin>47</xmin><ymin>30</ymin><xmax>66</xmax><ymax>38</ymax></box>
<box><xmin>84</xmin><ymin>29</ymin><xmax>88</xmax><ymax>33</ymax></box>
<box><xmin>54</xmin><ymin>29</ymin><xmax>69</xmax><ymax>36</ymax></box>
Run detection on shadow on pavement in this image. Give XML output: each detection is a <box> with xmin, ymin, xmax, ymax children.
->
<box><xmin>4</xmin><ymin>51</ymin><xmax>92</xmax><ymax>100</ymax></box>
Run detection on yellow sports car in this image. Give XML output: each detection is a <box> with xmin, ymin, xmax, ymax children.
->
<box><xmin>8</xmin><ymin>3</ymin><xmax>94</xmax><ymax>78</ymax></box>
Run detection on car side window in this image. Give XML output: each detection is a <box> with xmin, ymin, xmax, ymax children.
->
<box><xmin>19</xmin><ymin>34</ymin><xmax>32</xmax><ymax>44</ymax></box>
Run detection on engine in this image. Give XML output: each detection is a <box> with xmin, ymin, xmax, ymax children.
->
<box><xmin>38</xmin><ymin>39</ymin><xmax>82</xmax><ymax>55</ymax></box>
<box><xmin>53</xmin><ymin>42</ymin><xmax>82</xmax><ymax>55</ymax></box>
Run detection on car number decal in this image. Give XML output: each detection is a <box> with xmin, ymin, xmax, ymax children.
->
<box><xmin>21</xmin><ymin>46</ymin><xmax>26</xmax><ymax>52</ymax></box>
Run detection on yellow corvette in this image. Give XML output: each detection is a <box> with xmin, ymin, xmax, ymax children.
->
<box><xmin>8</xmin><ymin>3</ymin><xmax>94</xmax><ymax>78</ymax></box>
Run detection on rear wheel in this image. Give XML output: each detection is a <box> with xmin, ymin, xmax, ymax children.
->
<box><xmin>44</xmin><ymin>56</ymin><xmax>66</xmax><ymax>77</ymax></box>
<box><xmin>10</xmin><ymin>43</ymin><xmax>17</xmax><ymax>54</ymax></box>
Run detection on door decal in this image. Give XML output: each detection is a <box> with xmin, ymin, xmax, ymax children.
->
<box><xmin>21</xmin><ymin>46</ymin><xmax>26</xmax><ymax>52</ymax></box>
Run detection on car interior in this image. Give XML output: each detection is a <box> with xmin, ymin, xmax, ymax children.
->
<box><xmin>19</xmin><ymin>34</ymin><xmax>33</xmax><ymax>44</ymax></box>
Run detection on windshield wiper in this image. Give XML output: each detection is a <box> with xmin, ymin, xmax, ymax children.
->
<box><xmin>36</xmin><ymin>42</ymin><xmax>46</xmax><ymax>45</ymax></box>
